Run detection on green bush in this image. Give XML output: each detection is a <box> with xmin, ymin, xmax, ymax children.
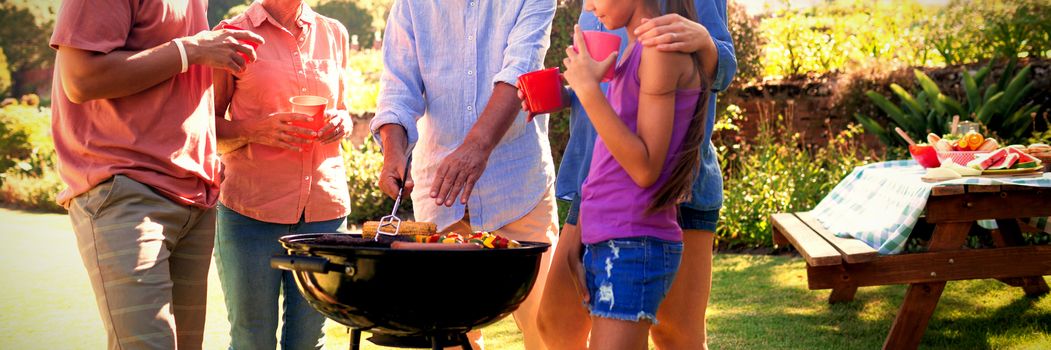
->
<box><xmin>715</xmin><ymin>104</ymin><xmax>878</xmax><ymax>248</ymax></box>
<box><xmin>0</xmin><ymin>102</ymin><xmax>61</xmax><ymax>211</ymax></box>
<box><xmin>544</xmin><ymin>0</ymin><xmax>582</xmax><ymax>169</ymax></box>
<box><xmin>0</xmin><ymin>164</ymin><xmax>64</xmax><ymax>212</ymax></box>
<box><xmin>342</xmin><ymin>136</ymin><xmax>407</xmax><ymax>224</ymax></box>
<box><xmin>856</xmin><ymin>61</ymin><xmax>1041</xmax><ymax>146</ymax></box>
<box><xmin>0</xmin><ymin>47</ymin><xmax>11</xmax><ymax>97</ymax></box>
<box><xmin>759</xmin><ymin>0</ymin><xmax>936</xmax><ymax>79</ymax></box>
<box><xmin>345</xmin><ymin>50</ymin><xmax>382</xmax><ymax>115</ymax></box>
<box><xmin>930</xmin><ymin>0</ymin><xmax>1051</xmax><ymax>65</ymax></box>
<box><xmin>755</xmin><ymin>0</ymin><xmax>1050</xmax><ymax>80</ymax></box>
<box><xmin>314</xmin><ymin>0</ymin><xmax>375</xmax><ymax>44</ymax></box>
<box><xmin>0</xmin><ymin>103</ymin><xmax>54</xmax><ymax>176</ymax></box>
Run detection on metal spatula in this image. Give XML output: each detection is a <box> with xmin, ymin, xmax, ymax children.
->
<box><xmin>375</xmin><ymin>154</ymin><xmax>412</xmax><ymax>241</ymax></box>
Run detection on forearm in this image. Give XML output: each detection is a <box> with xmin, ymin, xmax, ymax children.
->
<box><xmin>463</xmin><ymin>83</ymin><xmax>521</xmax><ymax>152</ymax></box>
<box><xmin>56</xmin><ymin>42</ymin><xmax>185</xmax><ymax>103</ymax></box>
<box><xmin>215</xmin><ymin>117</ymin><xmax>250</xmax><ymax>154</ymax></box>
<box><xmin>378</xmin><ymin>124</ymin><xmax>410</xmax><ymax>160</ymax></box>
<box><xmin>699</xmin><ymin>42</ymin><xmax>719</xmax><ymax>84</ymax></box>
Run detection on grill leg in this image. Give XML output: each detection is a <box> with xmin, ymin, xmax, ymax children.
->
<box><xmin>349</xmin><ymin>329</ymin><xmax>362</xmax><ymax>350</ymax></box>
<box><xmin>431</xmin><ymin>336</ymin><xmax>442</xmax><ymax>350</ymax></box>
<box><xmin>458</xmin><ymin>333</ymin><xmax>473</xmax><ymax>350</ymax></box>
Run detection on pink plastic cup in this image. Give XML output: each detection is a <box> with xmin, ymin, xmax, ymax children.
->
<box><xmin>289</xmin><ymin>95</ymin><xmax>328</xmax><ymax>150</ymax></box>
<box><xmin>218</xmin><ymin>24</ymin><xmax>260</xmax><ymax>63</ymax></box>
<box><xmin>517</xmin><ymin>68</ymin><xmax>564</xmax><ymax>115</ymax></box>
<box><xmin>579</xmin><ymin>31</ymin><xmax>621</xmax><ymax>82</ymax></box>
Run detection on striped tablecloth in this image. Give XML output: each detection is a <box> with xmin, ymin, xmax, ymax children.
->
<box><xmin>810</xmin><ymin>160</ymin><xmax>1051</xmax><ymax>255</ymax></box>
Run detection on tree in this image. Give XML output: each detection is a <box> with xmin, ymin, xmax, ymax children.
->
<box><xmin>0</xmin><ymin>3</ymin><xmax>54</xmax><ymax>95</ymax></box>
<box><xmin>209</xmin><ymin>0</ymin><xmax>250</xmax><ymax>26</ymax></box>
<box><xmin>314</xmin><ymin>0</ymin><xmax>375</xmax><ymax>44</ymax></box>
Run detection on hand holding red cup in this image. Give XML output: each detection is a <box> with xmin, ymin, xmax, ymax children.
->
<box><xmin>517</xmin><ymin>68</ymin><xmax>566</xmax><ymax>118</ymax></box>
<box><xmin>217</xmin><ymin>23</ymin><xmax>261</xmax><ymax>63</ymax></box>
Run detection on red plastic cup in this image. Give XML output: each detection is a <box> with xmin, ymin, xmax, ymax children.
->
<box><xmin>218</xmin><ymin>24</ymin><xmax>260</xmax><ymax>63</ymax></box>
<box><xmin>580</xmin><ymin>31</ymin><xmax>621</xmax><ymax>82</ymax></box>
<box><xmin>289</xmin><ymin>95</ymin><xmax>328</xmax><ymax>150</ymax></box>
<box><xmin>517</xmin><ymin>68</ymin><xmax>564</xmax><ymax>115</ymax></box>
<box><xmin>909</xmin><ymin>144</ymin><xmax>941</xmax><ymax>168</ymax></box>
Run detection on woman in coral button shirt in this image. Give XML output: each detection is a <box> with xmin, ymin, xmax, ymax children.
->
<box><xmin>211</xmin><ymin>0</ymin><xmax>353</xmax><ymax>348</ymax></box>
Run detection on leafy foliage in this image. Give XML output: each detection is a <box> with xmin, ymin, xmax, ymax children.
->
<box><xmin>345</xmin><ymin>50</ymin><xmax>382</xmax><ymax>115</ymax></box>
<box><xmin>757</xmin><ymin>0</ymin><xmax>1050</xmax><ymax>79</ymax></box>
<box><xmin>929</xmin><ymin>0</ymin><xmax>1051</xmax><ymax>66</ymax></box>
<box><xmin>856</xmin><ymin>61</ymin><xmax>1041</xmax><ymax>146</ymax></box>
<box><xmin>727</xmin><ymin>0</ymin><xmax>762</xmax><ymax>84</ymax></box>
<box><xmin>0</xmin><ymin>2</ymin><xmax>54</xmax><ymax>96</ymax></box>
<box><xmin>342</xmin><ymin>136</ymin><xmax>406</xmax><ymax>224</ymax></box>
<box><xmin>716</xmin><ymin>104</ymin><xmax>876</xmax><ymax>248</ymax></box>
<box><xmin>0</xmin><ymin>101</ymin><xmax>60</xmax><ymax>211</ymax></box>
<box><xmin>314</xmin><ymin>0</ymin><xmax>376</xmax><ymax>44</ymax></box>
<box><xmin>759</xmin><ymin>0</ymin><xmax>936</xmax><ymax>79</ymax></box>
<box><xmin>0</xmin><ymin>102</ymin><xmax>53</xmax><ymax>176</ymax></box>
<box><xmin>0</xmin><ymin>47</ymin><xmax>11</xmax><ymax>97</ymax></box>
<box><xmin>209</xmin><ymin>0</ymin><xmax>249</xmax><ymax>26</ymax></box>
<box><xmin>544</xmin><ymin>0</ymin><xmax>582</xmax><ymax>169</ymax></box>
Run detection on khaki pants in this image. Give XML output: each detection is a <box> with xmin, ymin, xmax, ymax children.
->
<box><xmin>70</xmin><ymin>175</ymin><xmax>216</xmax><ymax>350</ymax></box>
<box><xmin>442</xmin><ymin>188</ymin><xmax>559</xmax><ymax>350</ymax></box>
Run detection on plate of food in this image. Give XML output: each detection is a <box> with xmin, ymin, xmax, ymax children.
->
<box><xmin>966</xmin><ymin>146</ymin><xmax>1044</xmax><ymax>175</ymax></box>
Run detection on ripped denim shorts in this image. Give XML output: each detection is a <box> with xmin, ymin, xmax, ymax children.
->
<box><xmin>583</xmin><ymin>236</ymin><xmax>683</xmax><ymax>323</ymax></box>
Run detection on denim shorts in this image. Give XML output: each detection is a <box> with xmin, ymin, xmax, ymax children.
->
<box><xmin>583</xmin><ymin>237</ymin><xmax>683</xmax><ymax>323</ymax></box>
<box><xmin>565</xmin><ymin>194</ymin><xmax>720</xmax><ymax>232</ymax></box>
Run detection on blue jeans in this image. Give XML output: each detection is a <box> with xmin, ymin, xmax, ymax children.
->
<box><xmin>215</xmin><ymin>203</ymin><xmax>345</xmax><ymax>350</ymax></box>
<box><xmin>584</xmin><ymin>237</ymin><xmax>683</xmax><ymax>323</ymax></box>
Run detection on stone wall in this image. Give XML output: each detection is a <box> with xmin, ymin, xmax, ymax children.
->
<box><xmin>719</xmin><ymin>58</ymin><xmax>1051</xmax><ymax>148</ymax></box>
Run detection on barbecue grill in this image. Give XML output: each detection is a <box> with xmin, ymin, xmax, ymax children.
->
<box><xmin>271</xmin><ymin>233</ymin><xmax>550</xmax><ymax>349</ymax></box>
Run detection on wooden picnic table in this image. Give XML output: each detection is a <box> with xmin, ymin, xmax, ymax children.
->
<box><xmin>773</xmin><ymin>183</ymin><xmax>1051</xmax><ymax>350</ymax></box>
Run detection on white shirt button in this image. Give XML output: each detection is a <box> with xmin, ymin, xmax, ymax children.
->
<box><xmin>301</xmin><ymin>88</ymin><xmax>307</xmax><ymax>92</ymax></box>
<box><xmin>470</xmin><ymin>2</ymin><xmax>475</xmax><ymax>6</ymax></box>
<box><xmin>468</xmin><ymin>35</ymin><xmax>474</xmax><ymax>41</ymax></box>
<box><xmin>467</xmin><ymin>106</ymin><xmax>473</xmax><ymax>111</ymax></box>
<box><xmin>467</xmin><ymin>70</ymin><xmax>473</xmax><ymax>76</ymax></box>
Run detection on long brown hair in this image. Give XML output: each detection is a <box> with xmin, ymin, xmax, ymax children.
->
<box><xmin>647</xmin><ymin>0</ymin><xmax>712</xmax><ymax>213</ymax></box>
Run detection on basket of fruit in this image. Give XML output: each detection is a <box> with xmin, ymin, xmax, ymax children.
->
<box><xmin>929</xmin><ymin>131</ymin><xmax>997</xmax><ymax>166</ymax></box>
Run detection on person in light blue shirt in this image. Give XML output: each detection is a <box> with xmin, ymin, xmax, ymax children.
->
<box><xmin>536</xmin><ymin>1</ymin><xmax>737</xmax><ymax>349</ymax></box>
<box><xmin>370</xmin><ymin>0</ymin><xmax>559</xmax><ymax>348</ymax></box>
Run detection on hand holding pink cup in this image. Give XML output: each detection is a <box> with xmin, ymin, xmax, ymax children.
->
<box><xmin>575</xmin><ymin>31</ymin><xmax>621</xmax><ymax>82</ymax></box>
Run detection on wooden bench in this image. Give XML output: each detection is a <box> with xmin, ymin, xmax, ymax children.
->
<box><xmin>772</xmin><ymin>185</ymin><xmax>1051</xmax><ymax>349</ymax></box>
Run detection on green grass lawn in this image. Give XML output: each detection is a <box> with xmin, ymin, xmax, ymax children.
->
<box><xmin>1</xmin><ymin>208</ymin><xmax>1049</xmax><ymax>349</ymax></box>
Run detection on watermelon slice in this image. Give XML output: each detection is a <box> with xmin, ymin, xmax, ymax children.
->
<box><xmin>1016</xmin><ymin>161</ymin><xmax>1041</xmax><ymax>169</ymax></box>
<box><xmin>1005</xmin><ymin>147</ymin><xmax>1042</xmax><ymax>167</ymax></box>
<box><xmin>987</xmin><ymin>153</ymin><xmax>1019</xmax><ymax>170</ymax></box>
<box><xmin>967</xmin><ymin>148</ymin><xmax>1009</xmax><ymax>170</ymax></box>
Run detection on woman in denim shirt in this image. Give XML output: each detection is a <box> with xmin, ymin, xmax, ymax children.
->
<box><xmin>537</xmin><ymin>1</ymin><xmax>736</xmax><ymax>348</ymax></box>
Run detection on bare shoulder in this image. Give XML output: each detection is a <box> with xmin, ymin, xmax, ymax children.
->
<box><xmin>638</xmin><ymin>45</ymin><xmax>697</xmax><ymax>94</ymax></box>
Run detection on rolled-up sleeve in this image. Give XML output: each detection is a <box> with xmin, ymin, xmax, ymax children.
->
<box><xmin>372</xmin><ymin>0</ymin><xmax>425</xmax><ymax>144</ymax></box>
<box><xmin>699</xmin><ymin>0</ymin><xmax>737</xmax><ymax>92</ymax></box>
<box><xmin>491</xmin><ymin>0</ymin><xmax>556</xmax><ymax>87</ymax></box>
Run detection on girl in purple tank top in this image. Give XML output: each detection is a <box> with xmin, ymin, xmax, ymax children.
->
<box><xmin>559</xmin><ymin>0</ymin><xmax>716</xmax><ymax>347</ymax></box>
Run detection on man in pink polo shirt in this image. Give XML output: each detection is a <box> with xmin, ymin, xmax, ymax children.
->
<box><xmin>49</xmin><ymin>0</ymin><xmax>263</xmax><ymax>349</ymax></box>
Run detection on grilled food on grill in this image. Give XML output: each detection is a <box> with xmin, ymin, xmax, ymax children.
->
<box><xmin>361</xmin><ymin>221</ymin><xmax>438</xmax><ymax>238</ymax></box>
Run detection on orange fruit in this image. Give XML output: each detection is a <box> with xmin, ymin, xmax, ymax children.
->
<box><xmin>965</xmin><ymin>132</ymin><xmax>984</xmax><ymax>151</ymax></box>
